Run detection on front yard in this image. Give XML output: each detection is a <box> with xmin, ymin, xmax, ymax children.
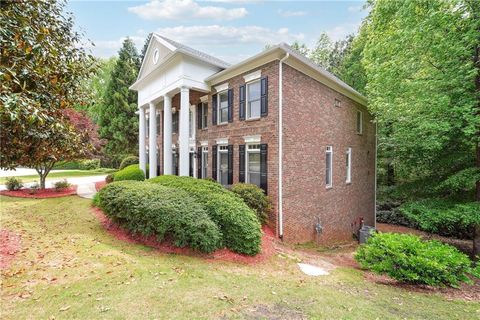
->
<box><xmin>1</xmin><ymin>195</ymin><xmax>478</xmax><ymax>319</ymax></box>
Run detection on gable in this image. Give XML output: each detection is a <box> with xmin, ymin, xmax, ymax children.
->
<box><xmin>137</xmin><ymin>37</ymin><xmax>175</xmax><ymax>80</ymax></box>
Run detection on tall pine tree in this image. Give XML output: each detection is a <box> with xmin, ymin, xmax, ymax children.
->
<box><xmin>98</xmin><ymin>38</ymin><xmax>140</xmax><ymax>163</ymax></box>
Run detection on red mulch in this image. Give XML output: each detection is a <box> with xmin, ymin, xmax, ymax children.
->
<box><xmin>91</xmin><ymin>207</ymin><xmax>276</xmax><ymax>264</ymax></box>
<box><xmin>0</xmin><ymin>186</ymin><xmax>77</xmax><ymax>199</ymax></box>
<box><xmin>0</xmin><ymin>229</ymin><xmax>21</xmax><ymax>270</ymax></box>
<box><xmin>95</xmin><ymin>181</ymin><xmax>107</xmax><ymax>191</ymax></box>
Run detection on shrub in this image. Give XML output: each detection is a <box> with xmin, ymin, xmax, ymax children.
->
<box><xmin>400</xmin><ymin>198</ymin><xmax>480</xmax><ymax>239</ymax></box>
<box><xmin>355</xmin><ymin>232</ymin><xmax>476</xmax><ymax>287</ymax></box>
<box><xmin>105</xmin><ymin>173</ymin><xmax>115</xmax><ymax>183</ymax></box>
<box><xmin>54</xmin><ymin>159</ymin><xmax>100</xmax><ymax>170</ymax></box>
<box><xmin>96</xmin><ymin>181</ymin><xmax>222</xmax><ymax>253</ymax></box>
<box><xmin>119</xmin><ymin>155</ymin><xmax>139</xmax><ymax>170</ymax></box>
<box><xmin>114</xmin><ymin>164</ymin><xmax>145</xmax><ymax>182</ymax></box>
<box><xmin>53</xmin><ymin>160</ymin><xmax>81</xmax><ymax>170</ymax></box>
<box><xmin>231</xmin><ymin>183</ymin><xmax>271</xmax><ymax>224</ymax></box>
<box><xmin>149</xmin><ymin>175</ymin><xmax>262</xmax><ymax>255</ymax></box>
<box><xmin>54</xmin><ymin>179</ymin><xmax>71</xmax><ymax>191</ymax></box>
<box><xmin>79</xmin><ymin>159</ymin><xmax>100</xmax><ymax>170</ymax></box>
<box><xmin>29</xmin><ymin>181</ymin><xmax>40</xmax><ymax>194</ymax></box>
<box><xmin>5</xmin><ymin>177</ymin><xmax>23</xmax><ymax>191</ymax></box>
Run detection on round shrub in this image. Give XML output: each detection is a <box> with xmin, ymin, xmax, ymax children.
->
<box><xmin>355</xmin><ymin>232</ymin><xmax>476</xmax><ymax>287</ymax></box>
<box><xmin>114</xmin><ymin>164</ymin><xmax>145</xmax><ymax>182</ymax></box>
<box><xmin>119</xmin><ymin>155</ymin><xmax>139</xmax><ymax>170</ymax></box>
<box><xmin>79</xmin><ymin>159</ymin><xmax>100</xmax><ymax>170</ymax></box>
<box><xmin>149</xmin><ymin>175</ymin><xmax>262</xmax><ymax>256</ymax></box>
<box><xmin>5</xmin><ymin>177</ymin><xmax>23</xmax><ymax>191</ymax></box>
<box><xmin>105</xmin><ymin>173</ymin><xmax>115</xmax><ymax>183</ymax></box>
<box><xmin>96</xmin><ymin>181</ymin><xmax>222</xmax><ymax>253</ymax></box>
<box><xmin>231</xmin><ymin>183</ymin><xmax>271</xmax><ymax>225</ymax></box>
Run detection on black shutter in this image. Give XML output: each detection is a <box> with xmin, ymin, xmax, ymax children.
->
<box><xmin>197</xmin><ymin>146</ymin><xmax>202</xmax><ymax>178</ymax></box>
<box><xmin>260</xmin><ymin>76</ymin><xmax>268</xmax><ymax>117</ymax></box>
<box><xmin>227</xmin><ymin>89</ymin><xmax>233</xmax><ymax>123</ymax></box>
<box><xmin>239</xmin><ymin>144</ymin><xmax>245</xmax><ymax>183</ymax></box>
<box><xmin>239</xmin><ymin>85</ymin><xmax>246</xmax><ymax>121</ymax></box>
<box><xmin>228</xmin><ymin>145</ymin><xmax>233</xmax><ymax>184</ymax></box>
<box><xmin>212</xmin><ymin>145</ymin><xmax>217</xmax><ymax>180</ymax></box>
<box><xmin>260</xmin><ymin>144</ymin><xmax>268</xmax><ymax>193</ymax></box>
<box><xmin>212</xmin><ymin>94</ymin><xmax>217</xmax><ymax>125</ymax></box>
<box><xmin>197</xmin><ymin>103</ymin><xmax>202</xmax><ymax>129</ymax></box>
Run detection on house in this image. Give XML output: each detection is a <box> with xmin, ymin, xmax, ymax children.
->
<box><xmin>130</xmin><ymin>34</ymin><xmax>376</xmax><ymax>244</ymax></box>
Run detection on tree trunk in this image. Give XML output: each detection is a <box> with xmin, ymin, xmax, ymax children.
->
<box><xmin>35</xmin><ymin>161</ymin><xmax>55</xmax><ymax>190</ymax></box>
<box><xmin>473</xmin><ymin>5</ymin><xmax>479</xmax><ymax>260</ymax></box>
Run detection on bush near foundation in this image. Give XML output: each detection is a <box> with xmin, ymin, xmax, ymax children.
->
<box><xmin>231</xmin><ymin>183</ymin><xmax>271</xmax><ymax>225</ymax></box>
<box><xmin>355</xmin><ymin>232</ymin><xmax>476</xmax><ymax>287</ymax></box>
<box><xmin>149</xmin><ymin>175</ymin><xmax>262</xmax><ymax>256</ymax></box>
<box><xmin>96</xmin><ymin>181</ymin><xmax>222</xmax><ymax>253</ymax></box>
<box><xmin>113</xmin><ymin>164</ymin><xmax>145</xmax><ymax>182</ymax></box>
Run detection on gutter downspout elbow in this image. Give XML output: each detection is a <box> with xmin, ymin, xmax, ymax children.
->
<box><xmin>278</xmin><ymin>52</ymin><xmax>289</xmax><ymax>240</ymax></box>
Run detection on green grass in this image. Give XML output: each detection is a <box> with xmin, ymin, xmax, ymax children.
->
<box><xmin>0</xmin><ymin>169</ymin><xmax>115</xmax><ymax>184</ymax></box>
<box><xmin>1</xmin><ymin>196</ymin><xmax>478</xmax><ymax>319</ymax></box>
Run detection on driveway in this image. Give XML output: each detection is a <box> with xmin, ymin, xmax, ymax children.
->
<box><xmin>0</xmin><ymin>173</ymin><xmax>106</xmax><ymax>191</ymax></box>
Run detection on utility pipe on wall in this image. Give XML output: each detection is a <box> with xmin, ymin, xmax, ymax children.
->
<box><xmin>278</xmin><ymin>52</ymin><xmax>289</xmax><ymax>239</ymax></box>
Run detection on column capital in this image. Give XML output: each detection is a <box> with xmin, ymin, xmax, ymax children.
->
<box><xmin>180</xmin><ymin>86</ymin><xmax>190</xmax><ymax>92</ymax></box>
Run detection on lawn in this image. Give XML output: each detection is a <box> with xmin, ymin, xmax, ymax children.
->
<box><xmin>1</xmin><ymin>196</ymin><xmax>478</xmax><ymax>319</ymax></box>
<box><xmin>0</xmin><ymin>169</ymin><xmax>114</xmax><ymax>184</ymax></box>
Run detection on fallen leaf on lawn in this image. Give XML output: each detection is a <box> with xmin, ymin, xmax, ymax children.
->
<box><xmin>59</xmin><ymin>306</ymin><xmax>70</xmax><ymax>312</ymax></box>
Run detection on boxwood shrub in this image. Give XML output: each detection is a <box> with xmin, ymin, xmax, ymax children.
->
<box><xmin>114</xmin><ymin>164</ymin><xmax>145</xmax><ymax>182</ymax></box>
<box><xmin>231</xmin><ymin>183</ymin><xmax>271</xmax><ymax>225</ymax></box>
<box><xmin>119</xmin><ymin>155</ymin><xmax>139</xmax><ymax>170</ymax></box>
<box><xmin>149</xmin><ymin>175</ymin><xmax>262</xmax><ymax>256</ymax></box>
<box><xmin>96</xmin><ymin>181</ymin><xmax>222</xmax><ymax>253</ymax></box>
<box><xmin>355</xmin><ymin>232</ymin><xmax>476</xmax><ymax>287</ymax></box>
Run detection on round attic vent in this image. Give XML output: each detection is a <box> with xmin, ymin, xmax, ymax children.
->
<box><xmin>153</xmin><ymin>48</ymin><xmax>159</xmax><ymax>64</ymax></box>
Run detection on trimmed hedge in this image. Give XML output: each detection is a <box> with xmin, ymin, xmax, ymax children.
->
<box><xmin>149</xmin><ymin>175</ymin><xmax>262</xmax><ymax>256</ymax></box>
<box><xmin>54</xmin><ymin>159</ymin><xmax>100</xmax><ymax>170</ymax></box>
<box><xmin>355</xmin><ymin>232</ymin><xmax>476</xmax><ymax>287</ymax></box>
<box><xmin>231</xmin><ymin>183</ymin><xmax>271</xmax><ymax>225</ymax></box>
<box><xmin>96</xmin><ymin>181</ymin><xmax>222</xmax><ymax>253</ymax></box>
<box><xmin>119</xmin><ymin>155</ymin><xmax>139</xmax><ymax>170</ymax></box>
<box><xmin>114</xmin><ymin>164</ymin><xmax>145</xmax><ymax>182</ymax></box>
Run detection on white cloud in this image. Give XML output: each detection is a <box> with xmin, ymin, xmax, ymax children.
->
<box><xmin>325</xmin><ymin>23</ymin><xmax>360</xmax><ymax>41</ymax></box>
<box><xmin>347</xmin><ymin>5</ymin><xmax>363</xmax><ymax>13</ymax></box>
<box><xmin>128</xmin><ymin>0</ymin><xmax>247</xmax><ymax>21</ymax></box>
<box><xmin>86</xmin><ymin>36</ymin><xmax>145</xmax><ymax>58</ymax></box>
<box><xmin>278</xmin><ymin>9</ymin><xmax>306</xmax><ymax>17</ymax></box>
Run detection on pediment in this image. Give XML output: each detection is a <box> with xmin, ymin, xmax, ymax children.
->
<box><xmin>137</xmin><ymin>36</ymin><xmax>176</xmax><ymax>81</ymax></box>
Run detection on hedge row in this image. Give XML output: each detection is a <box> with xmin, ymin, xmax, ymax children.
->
<box><xmin>54</xmin><ymin>159</ymin><xmax>100</xmax><ymax>170</ymax></box>
<box><xmin>149</xmin><ymin>176</ymin><xmax>262</xmax><ymax>255</ymax></box>
<box><xmin>96</xmin><ymin>181</ymin><xmax>222</xmax><ymax>253</ymax></box>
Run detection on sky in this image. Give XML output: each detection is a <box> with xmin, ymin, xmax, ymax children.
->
<box><xmin>67</xmin><ymin>0</ymin><xmax>368</xmax><ymax>64</ymax></box>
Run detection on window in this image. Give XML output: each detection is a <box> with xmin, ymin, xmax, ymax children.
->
<box><xmin>199</xmin><ymin>102</ymin><xmax>208</xmax><ymax>129</ymax></box>
<box><xmin>246</xmin><ymin>144</ymin><xmax>261</xmax><ymax>187</ymax></box>
<box><xmin>346</xmin><ymin>147</ymin><xmax>352</xmax><ymax>183</ymax></box>
<box><xmin>246</xmin><ymin>80</ymin><xmax>261</xmax><ymax>119</ymax></box>
<box><xmin>218</xmin><ymin>91</ymin><xmax>229</xmax><ymax>124</ymax></box>
<box><xmin>326</xmin><ymin>146</ymin><xmax>333</xmax><ymax>188</ymax></box>
<box><xmin>356</xmin><ymin>110</ymin><xmax>363</xmax><ymax>134</ymax></box>
<box><xmin>201</xmin><ymin>146</ymin><xmax>208</xmax><ymax>178</ymax></box>
<box><xmin>172</xmin><ymin>112</ymin><xmax>179</xmax><ymax>133</ymax></box>
<box><xmin>217</xmin><ymin>145</ymin><xmax>229</xmax><ymax>185</ymax></box>
<box><xmin>334</xmin><ymin>98</ymin><xmax>341</xmax><ymax>108</ymax></box>
<box><xmin>156</xmin><ymin>114</ymin><xmax>160</xmax><ymax>135</ymax></box>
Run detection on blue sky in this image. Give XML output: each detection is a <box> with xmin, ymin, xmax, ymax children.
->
<box><xmin>67</xmin><ymin>0</ymin><xmax>368</xmax><ymax>63</ymax></box>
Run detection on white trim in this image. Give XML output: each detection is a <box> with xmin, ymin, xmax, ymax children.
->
<box><xmin>245</xmin><ymin>143</ymin><xmax>261</xmax><ymax>186</ymax></box>
<box><xmin>278</xmin><ymin>52</ymin><xmax>289</xmax><ymax>239</ymax></box>
<box><xmin>346</xmin><ymin>147</ymin><xmax>352</xmax><ymax>184</ymax></box>
<box><xmin>326</xmin><ymin>146</ymin><xmax>333</xmax><ymax>189</ymax></box>
<box><xmin>246</xmin><ymin>79</ymin><xmax>261</xmax><ymax>120</ymax></box>
<box><xmin>200</xmin><ymin>140</ymin><xmax>208</xmax><ymax>147</ymax></box>
<box><xmin>200</xmin><ymin>95</ymin><xmax>208</xmax><ymax>103</ymax></box>
<box><xmin>243</xmin><ymin>135</ymin><xmax>261</xmax><ymax>144</ymax></box>
<box><xmin>243</xmin><ymin>70</ymin><xmax>261</xmax><ymax>83</ymax></box>
<box><xmin>214</xmin><ymin>83</ymin><xmax>229</xmax><ymax>93</ymax></box>
<box><xmin>215</xmin><ymin>138</ymin><xmax>228</xmax><ymax>145</ymax></box>
<box><xmin>217</xmin><ymin>90</ymin><xmax>229</xmax><ymax>124</ymax></box>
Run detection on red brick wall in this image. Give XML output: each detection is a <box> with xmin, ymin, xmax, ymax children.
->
<box><xmin>281</xmin><ymin>64</ymin><xmax>375</xmax><ymax>244</ymax></box>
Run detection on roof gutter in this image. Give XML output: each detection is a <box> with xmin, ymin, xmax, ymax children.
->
<box><xmin>278</xmin><ymin>52</ymin><xmax>289</xmax><ymax>240</ymax></box>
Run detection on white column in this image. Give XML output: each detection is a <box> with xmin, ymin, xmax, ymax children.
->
<box><xmin>139</xmin><ymin>107</ymin><xmax>147</xmax><ymax>174</ymax></box>
<box><xmin>163</xmin><ymin>95</ymin><xmax>173</xmax><ymax>175</ymax></box>
<box><xmin>179</xmin><ymin>87</ymin><xmax>190</xmax><ymax>176</ymax></box>
<box><xmin>149</xmin><ymin>102</ymin><xmax>157</xmax><ymax>178</ymax></box>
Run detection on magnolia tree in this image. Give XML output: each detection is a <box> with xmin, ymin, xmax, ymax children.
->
<box><xmin>0</xmin><ymin>0</ymin><xmax>97</xmax><ymax>188</ymax></box>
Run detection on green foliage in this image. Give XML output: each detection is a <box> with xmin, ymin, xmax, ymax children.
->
<box><xmin>54</xmin><ymin>179</ymin><xmax>71</xmax><ymax>191</ymax></box>
<box><xmin>96</xmin><ymin>181</ymin><xmax>222</xmax><ymax>253</ymax></box>
<box><xmin>149</xmin><ymin>176</ymin><xmax>262</xmax><ymax>256</ymax></box>
<box><xmin>119</xmin><ymin>156</ymin><xmax>139</xmax><ymax>170</ymax></box>
<box><xmin>355</xmin><ymin>232</ymin><xmax>476</xmax><ymax>287</ymax></box>
<box><xmin>5</xmin><ymin>177</ymin><xmax>23</xmax><ymax>191</ymax></box>
<box><xmin>54</xmin><ymin>159</ymin><xmax>101</xmax><ymax>170</ymax></box>
<box><xmin>231</xmin><ymin>183</ymin><xmax>271</xmax><ymax>225</ymax></box>
<box><xmin>113</xmin><ymin>164</ymin><xmax>145</xmax><ymax>182</ymax></box>
<box><xmin>400</xmin><ymin>198</ymin><xmax>480</xmax><ymax>239</ymax></box>
<box><xmin>436</xmin><ymin>167</ymin><xmax>480</xmax><ymax>195</ymax></box>
<box><xmin>105</xmin><ymin>173</ymin><xmax>115</xmax><ymax>184</ymax></box>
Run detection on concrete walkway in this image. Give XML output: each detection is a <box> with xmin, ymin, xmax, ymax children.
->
<box><xmin>0</xmin><ymin>175</ymin><xmax>106</xmax><ymax>191</ymax></box>
<box><xmin>76</xmin><ymin>182</ymin><xmax>98</xmax><ymax>199</ymax></box>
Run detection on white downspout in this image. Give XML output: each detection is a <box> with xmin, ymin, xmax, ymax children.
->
<box><xmin>278</xmin><ymin>52</ymin><xmax>289</xmax><ymax>239</ymax></box>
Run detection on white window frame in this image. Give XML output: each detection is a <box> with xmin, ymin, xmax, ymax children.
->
<box><xmin>245</xmin><ymin>144</ymin><xmax>261</xmax><ymax>187</ymax></box>
<box><xmin>334</xmin><ymin>98</ymin><xmax>341</xmax><ymax>108</ymax></box>
<box><xmin>326</xmin><ymin>146</ymin><xmax>333</xmax><ymax>188</ymax></box>
<box><xmin>356</xmin><ymin>110</ymin><xmax>363</xmax><ymax>134</ymax></box>
<box><xmin>201</xmin><ymin>146</ymin><xmax>208</xmax><ymax>179</ymax></box>
<box><xmin>246</xmin><ymin>79</ymin><xmax>261</xmax><ymax>120</ymax></box>
<box><xmin>217</xmin><ymin>144</ymin><xmax>229</xmax><ymax>185</ymax></box>
<box><xmin>217</xmin><ymin>90</ymin><xmax>229</xmax><ymax>124</ymax></box>
<box><xmin>200</xmin><ymin>102</ymin><xmax>208</xmax><ymax>129</ymax></box>
<box><xmin>346</xmin><ymin>147</ymin><xmax>352</xmax><ymax>184</ymax></box>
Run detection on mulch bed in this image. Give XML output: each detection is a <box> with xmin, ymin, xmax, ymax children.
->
<box><xmin>0</xmin><ymin>186</ymin><xmax>77</xmax><ymax>199</ymax></box>
<box><xmin>0</xmin><ymin>229</ymin><xmax>21</xmax><ymax>270</ymax></box>
<box><xmin>91</xmin><ymin>206</ymin><xmax>276</xmax><ymax>264</ymax></box>
<box><xmin>95</xmin><ymin>181</ymin><xmax>107</xmax><ymax>191</ymax></box>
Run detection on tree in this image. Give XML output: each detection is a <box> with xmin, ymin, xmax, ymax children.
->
<box><xmin>310</xmin><ymin>33</ymin><xmax>332</xmax><ymax>69</ymax></box>
<box><xmin>290</xmin><ymin>41</ymin><xmax>310</xmax><ymax>56</ymax></box>
<box><xmin>98</xmin><ymin>38</ymin><xmax>140</xmax><ymax>163</ymax></box>
<box><xmin>0</xmin><ymin>0</ymin><xmax>95</xmax><ymax>187</ymax></box>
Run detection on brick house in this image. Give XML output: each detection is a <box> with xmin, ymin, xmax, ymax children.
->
<box><xmin>130</xmin><ymin>34</ymin><xmax>376</xmax><ymax>244</ymax></box>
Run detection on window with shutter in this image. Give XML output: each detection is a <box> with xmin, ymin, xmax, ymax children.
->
<box><xmin>197</xmin><ymin>146</ymin><xmax>202</xmax><ymax>178</ymax></box>
<box><xmin>239</xmin><ymin>85</ymin><xmax>246</xmax><ymax>120</ymax></box>
<box><xmin>197</xmin><ymin>103</ymin><xmax>202</xmax><ymax>130</ymax></box>
<box><xmin>260</xmin><ymin>144</ymin><xmax>268</xmax><ymax>193</ymax></box>
<box><xmin>227</xmin><ymin>89</ymin><xmax>233</xmax><ymax>123</ymax></box>
<box><xmin>212</xmin><ymin>94</ymin><xmax>218</xmax><ymax>125</ymax></box>
<box><xmin>246</xmin><ymin>144</ymin><xmax>261</xmax><ymax>187</ymax></box>
<box><xmin>218</xmin><ymin>91</ymin><xmax>228</xmax><ymax>124</ymax></box>
<box><xmin>201</xmin><ymin>146</ymin><xmax>208</xmax><ymax>178</ymax></box>
<box><xmin>246</xmin><ymin>80</ymin><xmax>261</xmax><ymax>119</ymax></box>
<box><xmin>228</xmin><ymin>145</ymin><xmax>233</xmax><ymax>184</ymax></box>
<box><xmin>217</xmin><ymin>145</ymin><xmax>229</xmax><ymax>185</ymax></box>
<box><xmin>260</xmin><ymin>76</ymin><xmax>268</xmax><ymax>117</ymax></box>
<box><xmin>239</xmin><ymin>144</ymin><xmax>245</xmax><ymax>182</ymax></box>
<box><xmin>212</xmin><ymin>145</ymin><xmax>217</xmax><ymax>180</ymax></box>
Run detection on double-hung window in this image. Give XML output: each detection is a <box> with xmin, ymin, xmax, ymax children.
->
<box><xmin>246</xmin><ymin>80</ymin><xmax>261</xmax><ymax>119</ymax></box>
<box><xmin>346</xmin><ymin>147</ymin><xmax>352</xmax><ymax>183</ymax></box>
<box><xmin>326</xmin><ymin>146</ymin><xmax>333</xmax><ymax>188</ymax></box>
<box><xmin>218</xmin><ymin>91</ymin><xmax>229</xmax><ymax>124</ymax></box>
<box><xmin>172</xmin><ymin>112</ymin><xmax>179</xmax><ymax>133</ymax></box>
<box><xmin>218</xmin><ymin>145</ymin><xmax>229</xmax><ymax>185</ymax></box>
<box><xmin>246</xmin><ymin>144</ymin><xmax>261</xmax><ymax>187</ymax></box>
<box><xmin>199</xmin><ymin>102</ymin><xmax>208</xmax><ymax>129</ymax></box>
<box><xmin>201</xmin><ymin>146</ymin><xmax>208</xmax><ymax>178</ymax></box>
<box><xmin>356</xmin><ymin>110</ymin><xmax>363</xmax><ymax>134</ymax></box>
